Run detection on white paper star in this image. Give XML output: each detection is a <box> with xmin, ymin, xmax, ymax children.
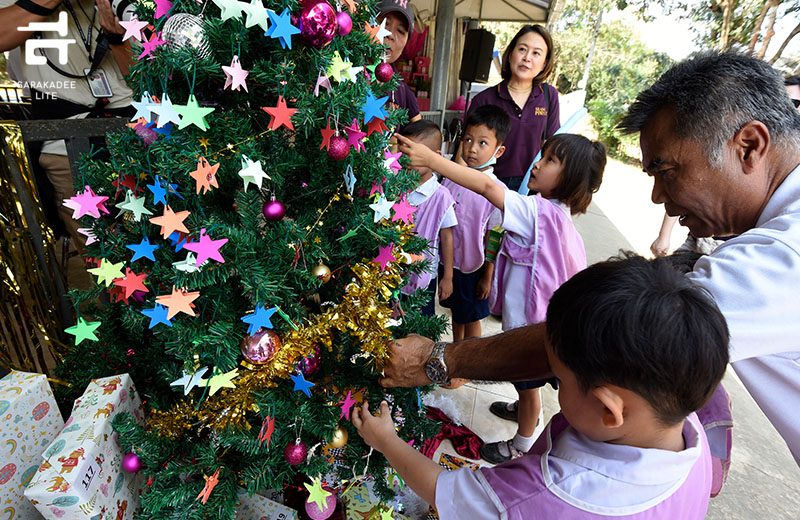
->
<box><xmin>238</xmin><ymin>154</ymin><xmax>271</xmax><ymax>191</ymax></box>
<box><xmin>369</xmin><ymin>195</ymin><xmax>394</xmax><ymax>222</ymax></box>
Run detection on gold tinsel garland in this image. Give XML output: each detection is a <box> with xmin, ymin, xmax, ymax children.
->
<box><xmin>149</xmin><ymin>226</ymin><xmax>412</xmax><ymax>436</ymax></box>
<box><xmin>0</xmin><ymin>121</ymin><xmax>68</xmax><ymax>375</ymax></box>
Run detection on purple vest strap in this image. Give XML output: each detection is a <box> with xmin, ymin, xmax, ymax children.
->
<box><xmin>404</xmin><ymin>185</ymin><xmax>455</xmax><ymax>294</ymax></box>
<box><xmin>695</xmin><ymin>383</ymin><xmax>733</xmax><ymax>497</ymax></box>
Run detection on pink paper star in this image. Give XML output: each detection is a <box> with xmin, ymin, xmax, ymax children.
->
<box><xmin>314</xmin><ymin>72</ymin><xmax>331</xmax><ymax>97</ymax></box>
<box><xmin>373</xmin><ymin>242</ymin><xmax>396</xmax><ymax>271</ymax></box>
<box><xmin>338</xmin><ymin>390</ymin><xmax>356</xmax><ymax>420</ymax></box>
<box><xmin>392</xmin><ymin>196</ymin><xmax>417</xmax><ymax>225</ymax></box>
<box><xmin>119</xmin><ymin>17</ymin><xmax>148</xmax><ymax>42</ymax></box>
<box><xmin>139</xmin><ymin>31</ymin><xmax>166</xmax><ymax>60</ymax></box>
<box><xmin>370</xmin><ymin>178</ymin><xmax>386</xmax><ymax>197</ymax></box>
<box><xmin>64</xmin><ymin>186</ymin><xmax>110</xmax><ymax>219</ymax></box>
<box><xmin>77</xmin><ymin>227</ymin><xmax>97</xmax><ymax>245</ymax></box>
<box><xmin>154</xmin><ymin>0</ymin><xmax>172</xmax><ymax>19</ymax></box>
<box><xmin>222</xmin><ymin>55</ymin><xmax>249</xmax><ymax>92</ymax></box>
<box><xmin>183</xmin><ymin>228</ymin><xmax>229</xmax><ymax>266</ymax></box>
<box><xmin>384</xmin><ymin>149</ymin><xmax>403</xmax><ymax>174</ymax></box>
<box><xmin>345</xmin><ymin>119</ymin><xmax>366</xmax><ymax>152</ymax></box>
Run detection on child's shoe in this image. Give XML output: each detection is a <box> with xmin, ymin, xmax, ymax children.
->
<box><xmin>489</xmin><ymin>400</ymin><xmax>519</xmax><ymax>421</ymax></box>
<box><xmin>480</xmin><ymin>439</ymin><xmax>526</xmax><ymax>464</ymax></box>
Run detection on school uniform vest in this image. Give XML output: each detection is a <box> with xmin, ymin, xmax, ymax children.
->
<box><xmin>403</xmin><ymin>185</ymin><xmax>456</xmax><ymax>294</ymax></box>
<box><xmin>479</xmin><ymin>413</ymin><xmax>712</xmax><ymax>519</ymax></box>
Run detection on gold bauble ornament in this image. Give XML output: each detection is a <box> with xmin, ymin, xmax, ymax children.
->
<box><xmin>330</xmin><ymin>425</ymin><xmax>348</xmax><ymax>448</ymax></box>
<box><xmin>311</xmin><ymin>263</ymin><xmax>332</xmax><ymax>283</ymax></box>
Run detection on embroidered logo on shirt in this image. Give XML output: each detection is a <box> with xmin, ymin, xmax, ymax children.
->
<box><xmin>535</xmin><ymin>107</ymin><xmax>548</xmax><ymax>116</ymax></box>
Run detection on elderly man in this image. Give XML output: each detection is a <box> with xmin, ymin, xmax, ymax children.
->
<box><xmin>381</xmin><ymin>51</ymin><xmax>800</xmax><ymax>464</ymax></box>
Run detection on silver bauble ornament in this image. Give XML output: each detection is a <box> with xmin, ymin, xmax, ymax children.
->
<box><xmin>162</xmin><ymin>13</ymin><xmax>210</xmax><ymax>58</ymax></box>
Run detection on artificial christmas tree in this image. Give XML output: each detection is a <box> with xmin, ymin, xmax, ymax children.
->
<box><xmin>54</xmin><ymin>0</ymin><xmax>446</xmax><ymax>517</ymax></box>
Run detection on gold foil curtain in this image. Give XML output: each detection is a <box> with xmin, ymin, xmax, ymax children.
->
<box><xmin>0</xmin><ymin>120</ymin><xmax>67</xmax><ymax>375</ymax></box>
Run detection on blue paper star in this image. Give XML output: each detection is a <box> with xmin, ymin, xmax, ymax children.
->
<box><xmin>266</xmin><ymin>8</ymin><xmax>300</xmax><ymax>49</ymax></box>
<box><xmin>343</xmin><ymin>164</ymin><xmax>356</xmax><ymax>195</ymax></box>
<box><xmin>241</xmin><ymin>304</ymin><xmax>278</xmax><ymax>334</ymax></box>
<box><xmin>290</xmin><ymin>371</ymin><xmax>315</xmax><ymax>397</ymax></box>
<box><xmin>168</xmin><ymin>231</ymin><xmax>190</xmax><ymax>252</ymax></box>
<box><xmin>361</xmin><ymin>90</ymin><xmax>389</xmax><ymax>123</ymax></box>
<box><xmin>152</xmin><ymin>121</ymin><xmax>173</xmax><ymax>137</ymax></box>
<box><xmin>147</xmin><ymin>175</ymin><xmax>167</xmax><ymax>206</ymax></box>
<box><xmin>141</xmin><ymin>304</ymin><xmax>172</xmax><ymax>328</ymax></box>
<box><xmin>131</xmin><ymin>92</ymin><xmax>154</xmax><ymax>122</ymax></box>
<box><xmin>127</xmin><ymin>237</ymin><xmax>159</xmax><ymax>262</ymax></box>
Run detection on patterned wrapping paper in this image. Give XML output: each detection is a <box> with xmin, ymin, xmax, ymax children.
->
<box><xmin>24</xmin><ymin>374</ymin><xmax>144</xmax><ymax>520</ymax></box>
<box><xmin>341</xmin><ymin>482</ymin><xmax>413</xmax><ymax>520</ymax></box>
<box><xmin>0</xmin><ymin>371</ymin><xmax>65</xmax><ymax>520</ymax></box>
<box><xmin>235</xmin><ymin>488</ymin><xmax>298</xmax><ymax>520</ymax></box>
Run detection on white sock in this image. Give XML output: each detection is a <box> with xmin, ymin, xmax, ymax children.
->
<box><xmin>512</xmin><ymin>432</ymin><xmax>536</xmax><ymax>453</ymax></box>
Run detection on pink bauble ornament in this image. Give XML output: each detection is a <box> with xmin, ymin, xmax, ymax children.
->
<box><xmin>375</xmin><ymin>62</ymin><xmax>394</xmax><ymax>83</ymax></box>
<box><xmin>241</xmin><ymin>327</ymin><xmax>282</xmax><ymax>364</ymax></box>
<box><xmin>305</xmin><ymin>492</ymin><xmax>336</xmax><ymax>520</ymax></box>
<box><xmin>122</xmin><ymin>452</ymin><xmax>142</xmax><ymax>473</ymax></box>
<box><xmin>284</xmin><ymin>439</ymin><xmax>308</xmax><ymax>465</ymax></box>
<box><xmin>300</xmin><ymin>344</ymin><xmax>322</xmax><ymax>377</ymax></box>
<box><xmin>262</xmin><ymin>198</ymin><xmax>286</xmax><ymax>221</ymax></box>
<box><xmin>327</xmin><ymin>135</ymin><xmax>349</xmax><ymax>161</ymax></box>
<box><xmin>299</xmin><ymin>1</ymin><xmax>338</xmax><ymax>48</ymax></box>
<box><xmin>336</xmin><ymin>11</ymin><xmax>352</xmax><ymax>36</ymax></box>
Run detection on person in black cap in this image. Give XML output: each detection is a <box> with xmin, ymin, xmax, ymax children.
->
<box><xmin>378</xmin><ymin>0</ymin><xmax>421</xmax><ymax>123</ymax></box>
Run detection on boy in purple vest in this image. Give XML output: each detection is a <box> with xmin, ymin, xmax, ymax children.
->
<box><xmin>353</xmin><ymin>254</ymin><xmax>729</xmax><ymax>519</ymax></box>
<box><xmin>398</xmin><ymin>120</ymin><xmax>457</xmax><ymax>316</ymax></box>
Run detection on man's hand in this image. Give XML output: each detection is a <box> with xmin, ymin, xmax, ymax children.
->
<box><xmin>379</xmin><ymin>334</ymin><xmax>435</xmax><ymax>387</ymax></box>
<box><xmin>352</xmin><ymin>401</ymin><xmax>397</xmax><ymax>452</ymax></box>
<box><xmin>96</xmin><ymin>0</ymin><xmax>124</xmax><ymax>35</ymax></box>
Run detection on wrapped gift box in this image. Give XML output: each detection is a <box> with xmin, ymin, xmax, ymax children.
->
<box><xmin>24</xmin><ymin>374</ymin><xmax>144</xmax><ymax>520</ymax></box>
<box><xmin>341</xmin><ymin>482</ymin><xmax>413</xmax><ymax>520</ymax></box>
<box><xmin>0</xmin><ymin>371</ymin><xmax>64</xmax><ymax>520</ymax></box>
<box><xmin>235</xmin><ymin>488</ymin><xmax>298</xmax><ymax>520</ymax></box>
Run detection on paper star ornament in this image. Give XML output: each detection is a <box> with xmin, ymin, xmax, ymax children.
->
<box><xmin>173</xmin><ymin>252</ymin><xmax>204</xmax><ymax>273</ymax></box>
<box><xmin>155</xmin><ymin>286</ymin><xmax>200</xmax><ymax>319</ymax></box>
<box><xmin>189</xmin><ymin>157</ymin><xmax>220</xmax><ymax>194</ymax></box>
<box><xmin>343</xmin><ymin>164</ymin><xmax>356</xmax><ymax>195</ymax></box>
<box><xmin>327</xmin><ymin>51</ymin><xmax>351</xmax><ymax>82</ymax></box>
<box><xmin>183</xmin><ymin>228</ymin><xmax>228</xmax><ymax>266</ymax></box>
<box><xmin>77</xmin><ymin>227</ymin><xmax>97</xmax><ymax>246</ymax></box>
<box><xmin>128</xmin><ymin>237</ymin><xmax>158</xmax><ymax>262</ymax></box>
<box><xmin>374</xmin><ymin>242</ymin><xmax>396</xmax><ymax>270</ymax></box>
<box><xmin>117</xmin><ymin>193</ymin><xmax>153</xmax><ymax>221</ymax></box>
<box><xmin>266</xmin><ymin>8</ymin><xmax>300</xmax><ymax>49</ymax></box>
<box><xmin>343</xmin><ymin>65</ymin><xmax>363</xmax><ymax>83</ymax></box>
<box><xmin>241</xmin><ymin>304</ymin><xmax>278</xmax><ymax>334</ymax></box>
<box><xmin>369</xmin><ymin>195</ymin><xmax>394</xmax><ymax>222</ymax></box>
<box><xmin>345</xmin><ymin>119</ymin><xmax>366</xmax><ymax>152</ymax></box>
<box><xmin>304</xmin><ymin>478</ymin><xmax>332</xmax><ymax>512</ymax></box>
<box><xmin>364</xmin><ymin>19</ymin><xmax>391</xmax><ymax>44</ymax></box>
<box><xmin>262</xmin><ymin>95</ymin><xmax>297</xmax><ymax>131</ymax></box>
<box><xmin>222</xmin><ymin>55</ymin><xmax>249</xmax><ymax>92</ymax></box>
<box><xmin>238</xmin><ymin>154</ymin><xmax>270</xmax><ymax>191</ymax></box>
<box><xmin>65</xmin><ymin>317</ymin><xmax>101</xmax><ymax>345</ymax></box>
<box><xmin>362</xmin><ymin>90</ymin><xmax>389</xmax><ymax>123</ymax></box>
<box><xmin>196</xmin><ymin>469</ymin><xmax>220</xmax><ymax>505</ymax></box>
<box><xmin>392</xmin><ymin>196</ymin><xmax>417</xmax><ymax>225</ymax></box>
<box><xmin>243</xmin><ymin>0</ymin><xmax>270</xmax><ymax>30</ymax></box>
<box><xmin>338</xmin><ymin>390</ymin><xmax>356</xmax><ymax>420</ymax></box>
<box><xmin>113</xmin><ymin>268</ymin><xmax>149</xmax><ymax>298</ymax></box>
<box><xmin>320</xmin><ymin>121</ymin><xmax>335</xmax><ymax>150</ymax></box>
<box><xmin>384</xmin><ymin>149</ymin><xmax>403</xmax><ymax>174</ymax></box>
<box><xmin>88</xmin><ymin>259</ymin><xmax>125</xmax><ymax>287</ymax></box>
<box><xmin>149</xmin><ymin>205</ymin><xmax>191</xmax><ymax>238</ymax></box>
<box><xmin>130</xmin><ymin>93</ymin><xmax>153</xmax><ymax>122</ymax></box>
<box><xmin>170</xmin><ymin>366</ymin><xmax>208</xmax><ymax>395</ymax></box>
<box><xmin>120</xmin><ymin>16</ymin><xmax>148</xmax><ymax>42</ymax></box>
<box><xmin>380</xmin><ymin>506</ymin><xmax>395</xmax><ymax>520</ymax></box>
<box><xmin>290</xmin><ymin>371</ymin><xmax>315</xmax><ymax>397</ymax></box>
<box><xmin>64</xmin><ymin>186</ymin><xmax>109</xmax><ymax>219</ymax></box>
<box><xmin>146</xmin><ymin>175</ymin><xmax>167</xmax><ymax>206</ymax></box>
<box><xmin>149</xmin><ymin>92</ymin><xmax>181</xmax><ymax>128</ymax></box>
<box><xmin>205</xmin><ymin>368</ymin><xmax>239</xmax><ymax>396</ymax></box>
<box><xmin>153</xmin><ymin>0</ymin><xmax>172</xmax><ymax>18</ymax></box>
<box><xmin>366</xmin><ymin>117</ymin><xmax>389</xmax><ymax>136</ymax></box>
<box><xmin>141</xmin><ymin>304</ymin><xmax>172</xmax><ymax>328</ymax></box>
<box><xmin>138</xmin><ymin>31</ymin><xmax>166</xmax><ymax>60</ymax></box>
<box><xmin>176</xmin><ymin>94</ymin><xmax>214</xmax><ymax>131</ymax></box>
<box><xmin>213</xmin><ymin>0</ymin><xmax>243</xmax><ymax>21</ymax></box>
<box><xmin>314</xmin><ymin>71</ymin><xmax>331</xmax><ymax>96</ymax></box>
<box><xmin>258</xmin><ymin>415</ymin><xmax>275</xmax><ymax>447</ymax></box>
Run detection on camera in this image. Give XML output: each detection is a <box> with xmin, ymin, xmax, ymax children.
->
<box><xmin>110</xmin><ymin>0</ymin><xmax>135</xmax><ymax>21</ymax></box>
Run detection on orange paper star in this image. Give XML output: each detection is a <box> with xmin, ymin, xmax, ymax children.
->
<box><xmin>113</xmin><ymin>268</ymin><xmax>149</xmax><ymax>298</ymax></box>
<box><xmin>189</xmin><ymin>157</ymin><xmax>220</xmax><ymax>194</ymax></box>
<box><xmin>155</xmin><ymin>286</ymin><xmax>200</xmax><ymax>319</ymax></box>
<box><xmin>195</xmin><ymin>469</ymin><xmax>220</xmax><ymax>505</ymax></box>
<box><xmin>342</xmin><ymin>0</ymin><xmax>356</xmax><ymax>13</ymax></box>
<box><xmin>262</xmin><ymin>95</ymin><xmax>298</xmax><ymax>131</ymax></box>
<box><xmin>364</xmin><ymin>22</ymin><xmax>381</xmax><ymax>44</ymax></box>
<box><xmin>149</xmin><ymin>205</ymin><xmax>191</xmax><ymax>238</ymax></box>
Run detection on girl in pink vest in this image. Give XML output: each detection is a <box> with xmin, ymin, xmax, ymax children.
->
<box><xmin>352</xmin><ymin>255</ymin><xmax>730</xmax><ymax>519</ymax></box>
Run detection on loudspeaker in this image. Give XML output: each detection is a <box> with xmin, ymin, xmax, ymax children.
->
<box><xmin>459</xmin><ymin>29</ymin><xmax>496</xmax><ymax>84</ymax></box>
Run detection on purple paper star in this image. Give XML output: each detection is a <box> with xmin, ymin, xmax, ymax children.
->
<box><xmin>183</xmin><ymin>228</ymin><xmax>229</xmax><ymax>266</ymax></box>
<box><xmin>373</xmin><ymin>242</ymin><xmax>396</xmax><ymax>271</ymax></box>
<box><xmin>338</xmin><ymin>390</ymin><xmax>356</xmax><ymax>420</ymax></box>
<box><xmin>154</xmin><ymin>0</ymin><xmax>172</xmax><ymax>19</ymax></box>
<box><xmin>314</xmin><ymin>72</ymin><xmax>331</xmax><ymax>97</ymax></box>
<box><xmin>392</xmin><ymin>196</ymin><xmax>417</xmax><ymax>225</ymax></box>
<box><xmin>345</xmin><ymin>119</ymin><xmax>366</xmax><ymax>153</ymax></box>
<box><xmin>370</xmin><ymin>178</ymin><xmax>385</xmax><ymax>197</ymax></box>
<box><xmin>139</xmin><ymin>32</ymin><xmax>166</xmax><ymax>60</ymax></box>
<box><xmin>119</xmin><ymin>17</ymin><xmax>148</xmax><ymax>42</ymax></box>
<box><xmin>384</xmin><ymin>149</ymin><xmax>403</xmax><ymax>174</ymax></box>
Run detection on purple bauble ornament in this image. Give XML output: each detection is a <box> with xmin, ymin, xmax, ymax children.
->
<box><xmin>375</xmin><ymin>62</ymin><xmax>394</xmax><ymax>83</ymax></box>
<box><xmin>262</xmin><ymin>198</ymin><xmax>286</xmax><ymax>221</ymax></box>
<box><xmin>298</xmin><ymin>1</ymin><xmax>338</xmax><ymax>48</ymax></box>
<box><xmin>300</xmin><ymin>344</ymin><xmax>322</xmax><ymax>377</ymax></box>
<box><xmin>122</xmin><ymin>452</ymin><xmax>142</xmax><ymax>473</ymax></box>
<box><xmin>336</xmin><ymin>11</ymin><xmax>352</xmax><ymax>36</ymax></box>
<box><xmin>241</xmin><ymin>327</ymin><xmax>282</xmax><ymax>364</ymax></box>
<box><xmin>284</xmin><ymin>439</ymin><xmax>308</xmax><ymax>466</ymax></box>
<box><xmin>305</xmin><ymin>492</ymin><xmax>336</xmax><ymax>520</ymax></box>
<box><xmin>327</xmin><ymin>135</ymin><xmax>349</xmax><ymax>161</ymax></box>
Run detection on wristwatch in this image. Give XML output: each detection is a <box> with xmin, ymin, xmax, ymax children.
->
<box><xmin>424</xmin><ymin>341</ymin><xmax>450</xmax><ymax>385</ymax></box>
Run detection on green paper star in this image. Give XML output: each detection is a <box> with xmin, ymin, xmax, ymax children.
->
<box><xmin>365</xmin><ymin>63</ymin><xmax>379</xmax><ymax>75</ymax></box>
<box><xmin>117</xmin><ymin>193</ymin><xmax>153</xmax><ymax>221</ymax></box>
<box><xmin>204</xmin><ymin>368</ymin><xmax>238</xmax><ymax>396</ymax></box>
<box><xmin>327</xmin><ymin>51</ymin><xmax>351</xmax><ymax>83</ymax></box>
<box><xmin>337</xmin><ymin>229</ymin><xmax>358</xmax><ymax>242</ymax></box>
<box><xmin>215</xmin><ymin>0</ymin><xmax>243</xmax><ymax>21</ymax></box>
<box><xmin>380</xmin><ymin>506</ymin><xmax>395</xmax><ymax>520</ymax></box>
<box><xmin>175</xmin><ymin>95</ymin><xmax>215</xmax><ymax>131</ymax></box>
<box><xmin>88</xmin><ymin>260</ymin><xmax>125</xmax><ymax>287</ymax></box>
<box><xmin>65</xmin><ymin>317</ymin><xmax>101</xmax><ymax>345</ymax></box>
<box><xmin>303</xmin><ymin>477</ymin><xmax>331</xmax><ymax>512</ymax></box>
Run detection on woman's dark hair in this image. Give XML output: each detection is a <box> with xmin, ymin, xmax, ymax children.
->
<box><xmin>464</xmin><ymin>104</ymin><xmax>512</xmax><ymax>144</ymax></box>
<box><xmin>543</xmin><ymin>134</ymin><xmax>606</xmax><ymax>215</ymax></box>
<box><xmin>500</xmin><ymin>24</ymin><xmax>555</xmax><ymax>86</ymax></box>
<box><xmin>546</xmin><ymin>253</ymin><xmax>730</xmax><ymax>426</ymax></box>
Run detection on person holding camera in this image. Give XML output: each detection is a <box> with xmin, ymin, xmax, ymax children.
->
<box><xmin>0</xmin><ymin>0</ymin><xmax>135</xmax><ymax>251</ymax></box>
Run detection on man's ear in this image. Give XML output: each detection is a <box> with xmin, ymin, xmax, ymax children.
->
<box><xmin>495</xmin><ymin>145</ymin><xmax>506</xmax><ymax>159</ymax></box>
<box><xmin>591</xmin><ymin>386</ymin><xmax>625</xmax><ymax>428</ymax></box>
<box><xmin>734</xmin><ymin>120</ymin><xmax>770</xmax><ymax>174</ymax></box>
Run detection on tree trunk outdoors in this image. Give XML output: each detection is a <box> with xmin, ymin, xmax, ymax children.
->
<box><xmin>579</xmin><ymin>10</ymin><xmax>603</xmax><ymax>90</ymax></box>
<box><xmin>546</xmin><ymin>0</ymin><xmax>567</xmax><ymax>32</ymax></box>
<box><xmin>770</xmin><ymin>21</ymin><xmax>800</xmax><ymax>63</ymax></box>
<box><xmin>747</xmin><ymin>0</ymin><xmax>778</xmax><ymax>55</ymax></box>
<box><xmin>756</xmin><ymin>4</ymin><xmax>778</xmax><ymax>59</ymax></box>
<box><xmin>719</xmin><ymin>0</ymin><xmax>734</xmax><ymax>50</ymax></box>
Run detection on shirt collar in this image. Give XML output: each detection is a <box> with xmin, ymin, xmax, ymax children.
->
<box><xmin>415</xmin><ymin>176</ymin><xmax>440</xmax><ymax>197</ymax></box>
<box><xmin>497</xmin><ymin>80</ymin><xmax>544</xmax><ymax>101</ymax></box>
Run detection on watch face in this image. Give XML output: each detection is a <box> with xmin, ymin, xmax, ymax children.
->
<box><xmin>425</xmin><ymin>359</ymin><xmax>447</xmax><ymax>384</ymax></box>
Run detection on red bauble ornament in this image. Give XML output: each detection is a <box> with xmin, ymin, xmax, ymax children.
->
<box><xmin>241</xmin><ymin>327</ymin><xmax>282</xmax><ymax>364</ymax></box>
<box><xmin>305</xmin><ymin>492</ymin><xmax>336</xmax><ymax>520</ymax></box>
<box><xmin>122</xmin><ymin>452</ymin><xmax>142</xmax><ymax>473</ymax></box>
<box><xmin>300</xmin><ymin>344</ymin><xmax>322</xmax><ymax>377</ymax></box>
<box><xmin>284</xmin><ymin>439</ymin><xmax>308</xmax><ymax>465</ymax></box>
<box><xmin>327</xmin><ymin>135</ymin><xmax>349</xmax><ymax>161</ymax></box>
<box><xmin>298</xmin><ymin>0</ymin><xmax>338</xmax><ymax>48</ymax></box>
<box><xmin>336</xmin><ymin>11</ymin><xmax>352</xmax><ymax>36</ymax></box>
<box><xmin>375</xmin><ymin>62</ymin><xmax>394</xmax><ymax>83</ymax></box>
<box><xmin>262</xmin><ymin>197</ymin><xmax>286</xmax><ymax>221</ymax></box>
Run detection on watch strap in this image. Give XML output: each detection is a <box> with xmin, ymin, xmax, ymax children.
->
<box><xmin>15</xmin><ymin>0</ymin><xmax>59</xmax><ymax>16</ymax></box>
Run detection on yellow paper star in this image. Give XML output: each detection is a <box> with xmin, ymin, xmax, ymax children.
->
<box><xmin>327</xmin><ymin>51</ymin><xmax>351</xmax><ymax>83</ymax></box>
<box><xmin>199</xmin><ymin>137</ymin><xmax>210</xmax><ymax>151</ymax></box>
<box><xmin>380</xmin><ymin>506</ymin><xmax>395</xmax><ymax>520</ymax></box>
<box><xmin>88</xmin><ymin>260</ymin><xmax>125</xmax><ymax>287</ymax></box>
<box><xmin>303</xmin><ymin>477</ymin><xmax>332</xmax><ymax>512</ymax></box>
<box><xmin>205</xmin><ymin>368</ymin><xmax>239</xmax><ymax>396</ymax></box>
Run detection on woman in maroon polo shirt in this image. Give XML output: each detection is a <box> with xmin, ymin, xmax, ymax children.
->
<box><xmin>466</xmin><ymin>24</ymin><xmax>560</xmax><ymax>191</ymax></box>
<box><xmin>378</xmin><ymin>0</ymin><xmax>422</xmax><ymax>123</ymax></box>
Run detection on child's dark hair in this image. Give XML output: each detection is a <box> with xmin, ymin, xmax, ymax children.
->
<box><xmin>399</xmin><ymin>119</ymin><xmax>442</xmax><ymax>146</ymax></box>
<box><xmin>543</xmin><ymin>134</ymin><xmax>606</xmax><ymax>215</ymax></box>
<box><xmin>546</xmin><ymin>253</ymin><xmax>729</xmax><ymax>426</ymax></box>
<box><xmin>464</xmin><ymin>105</ymin><xmax>511</xmax><ymax>144</ymax></box>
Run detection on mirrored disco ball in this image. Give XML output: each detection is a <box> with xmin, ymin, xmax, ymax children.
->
<box><xmin>162</xmin><ymin>13</ymin><xmax>210</xmax><ymax>59</ymax></box>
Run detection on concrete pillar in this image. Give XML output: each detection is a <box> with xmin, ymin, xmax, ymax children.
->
<box><xmin>430</xmin><ymin>0</ymin><xmax>456</xmax><ymax>113</ymax></box>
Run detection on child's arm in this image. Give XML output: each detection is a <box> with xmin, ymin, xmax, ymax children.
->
<box><xmin>439</xmin><ymin>227</ymin><xmax>454</xmax><ymax>301</ymax></box>
<box><xmin>477</xmin><ymin>260</ymin><xmax>494</xmax><ymax>300</ymax></box>
<box><xmin>396</xmin><ymin>134</ymin><xmax>506</xmax><ymax>211</ymax></box>
<box><xmin>352</xmin><ymin>401</ymin><xmax>444</xmax><ymax>506</ymax></box>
